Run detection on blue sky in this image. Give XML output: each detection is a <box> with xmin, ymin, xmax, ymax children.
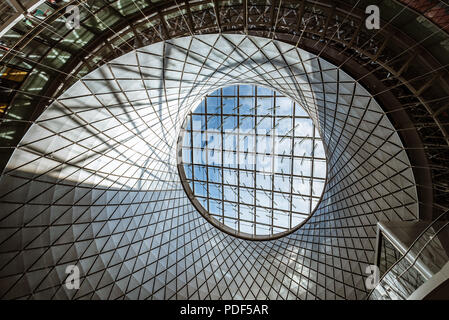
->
<box><xmin>181</xmin><ymin>84</ymin><xmax>326</xmax><ymax>236</ymax></box>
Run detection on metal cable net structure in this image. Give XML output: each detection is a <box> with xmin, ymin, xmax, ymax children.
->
<box><xmin>0</xmin><ymin>0</ymin><xmax>447</xmax><ymax>215</ymax></box>
<box><xmin>0</xmin><ymin>34</ymin><xmax>418</xmax><ymax>299</ymax></box>
<box><xmin>178</xmin><ymin>85</ymin><xmax>327</xmax><ymax>240</ymax></box>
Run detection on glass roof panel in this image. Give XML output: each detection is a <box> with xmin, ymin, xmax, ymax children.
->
<box><xmin>178</xmin><ymin>84</ymin><xmax>327</xmax><ymax>240</ymax></box>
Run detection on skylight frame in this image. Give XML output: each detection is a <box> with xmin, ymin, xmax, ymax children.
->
<box><xmin>177</xmin><ymin>84</ymin><xmax>328</xmax><ymax>241</ymax></box>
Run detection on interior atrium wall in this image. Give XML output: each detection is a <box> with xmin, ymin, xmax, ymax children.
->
<box><xmin>0</xmin><ymin>34</ymin><xmax>418</xmax><ymax>300</ymax></box>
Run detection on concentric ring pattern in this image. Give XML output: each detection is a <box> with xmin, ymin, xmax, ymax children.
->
<box><xmin>0</xmin><ymin>34</ymin><xmax>418</xmax><ymax>300</ymax></box>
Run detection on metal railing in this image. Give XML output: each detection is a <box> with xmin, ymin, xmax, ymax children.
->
<box><xmin>368</xmin><ymin>210</ymin><xmax>449</xmax><ymax>300</ymax></box>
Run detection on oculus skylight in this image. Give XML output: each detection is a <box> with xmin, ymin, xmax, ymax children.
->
<box><xmin>178</xmin><ymin>85</ymin><xmax>327</xmax><ymax>240</ymax></box>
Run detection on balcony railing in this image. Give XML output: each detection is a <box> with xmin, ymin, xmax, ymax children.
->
<box><xmin>368</xmin><ymin>210</ymin><xmax>449</xmax><ymax>300</ymax></box>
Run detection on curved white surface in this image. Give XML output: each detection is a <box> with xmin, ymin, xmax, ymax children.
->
<box><xmin>0</xmin><ymin>34</ymin><xmax>418</xmax><ymax>300</ymax></box>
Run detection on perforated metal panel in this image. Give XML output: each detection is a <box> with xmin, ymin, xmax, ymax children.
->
<box><xmin>0</xmin><ymin>34</ymin><xmax>418</xmax><ymax>300</ymax></box>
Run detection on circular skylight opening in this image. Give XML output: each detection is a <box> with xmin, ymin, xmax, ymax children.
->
<box><xmin>177</xmin><ymin>85</ymin><xmax>327</xmax><ymax>240</ymax></box>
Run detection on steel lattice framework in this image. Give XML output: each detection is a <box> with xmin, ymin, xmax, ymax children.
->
<box><xmin>0</xmin><ymin>34</ymin><xmax>418</xmax><ymax>299</ymax></box>
<box><xmin>0</xmin><ymin>0</ymin><xmax>448</xmax><ymax>215</ymax></box>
